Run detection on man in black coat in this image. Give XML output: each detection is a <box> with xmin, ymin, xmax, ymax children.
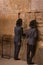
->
<box><xmin>14</xmin><ymin>18</ymin><xmax>25</xmax><ymax>60</ymax></box>
<box><xmin>26</xmin><ymin>20</ymin><xmax>39</xmax><ymax>64</ymax></box>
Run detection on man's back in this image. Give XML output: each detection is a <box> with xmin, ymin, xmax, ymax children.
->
<box><xmin>27</xmin><ymin>28</ymin><xmax>38</xmax><ymax>45</ymax></box>
<box><xmin>14</xmin><ymin>26</ymin><xmax>23</xmax><ymax>43</ymax></box>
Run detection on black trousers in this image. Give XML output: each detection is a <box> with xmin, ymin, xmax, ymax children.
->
<box><xmin>27</xmin><ymin>44</ymin><xmax>36</xmax><ymax>64</ymax></box>
<box><xmin>14</xmin><ymin>42</ymin><xmax>21</xmax><ymax>59</ymax></box>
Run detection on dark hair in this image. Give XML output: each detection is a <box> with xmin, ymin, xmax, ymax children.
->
<box><xmin>16</xmin><ymin>18</ymin><xmax>22</xmax><ymax>26</ymax></box>
<box><xmin>29</xmin><ymin>20</ymin><xmax>37</xmax><ymax>28</ymax></box>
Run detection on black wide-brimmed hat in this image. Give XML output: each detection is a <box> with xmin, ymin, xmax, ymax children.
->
<box><xmin>29</xmin><ymin>20</ymin><xmax>37</xmax><ymax>28</ymax></box>
<box><xmin>16</xmin><ymin>18</ymin><xmax>22</xmax><ymax>26</ymax></box>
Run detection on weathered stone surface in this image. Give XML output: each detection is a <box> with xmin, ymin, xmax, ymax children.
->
<box><xmin>0</xmin><ymin>0</ymin><xmax>43</xmax><ymax>64</ymax></box>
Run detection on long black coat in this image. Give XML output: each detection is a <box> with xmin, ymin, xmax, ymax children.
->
<box><xmin>14</xmin><ymin>26</ymin><xmax>23</xmax><ymax>45</ymax></box>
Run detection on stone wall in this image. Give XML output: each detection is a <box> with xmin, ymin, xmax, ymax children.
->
<box><xmin>0</xmin><ymin>0</ymin><xmax>43</xmax><ymax>64</ymax></box>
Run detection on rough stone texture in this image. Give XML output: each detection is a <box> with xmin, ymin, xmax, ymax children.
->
<box><xmin>0</xmin><ymin>0</ymin><xmax>43</xmax><ymax>35</ymax></box>
<box><xmin>31</xmin><ymin>0</ymin><xmax>43</xmax><ymax>12</ymax></box>
<box><xmin>0</xmin><ymin>0</ymin><xmax>43</xmax><ymax>65</ymax></box>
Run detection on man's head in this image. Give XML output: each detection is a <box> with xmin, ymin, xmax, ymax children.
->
<box><xmin>16</xmin><ymin>18</ymin><xmax>22</xmax><ymax>26</ymax></box>
<box><xmin>29</xmin><ymin>20</ymin><xmax>37</xmax><ymax>28</ymax></box>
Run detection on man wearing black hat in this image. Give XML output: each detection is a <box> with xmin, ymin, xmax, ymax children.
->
<box><xmin>26</xmin><ymin>20</ymin><xmax>38</xmax><ymax>64</ymax></box>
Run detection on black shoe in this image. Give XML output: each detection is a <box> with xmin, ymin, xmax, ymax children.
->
<box><xmin>29</xmin><ymin>62</ymin><xmax>34</xmax><ymax>64</ymax></box>
<box><xmin>14</xmin><ymin>58</ymin><xmax>20</xmax><ymax>60</ymax></box>
<box><xmin>16</xmin><ymin>58</ymin><xmax>20</xmax><ymax>60</ymax></box>
<box><xmin>27</xmin><ymin>62</ymin><xmax>34</xmax><ymax>64</ymax></box>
